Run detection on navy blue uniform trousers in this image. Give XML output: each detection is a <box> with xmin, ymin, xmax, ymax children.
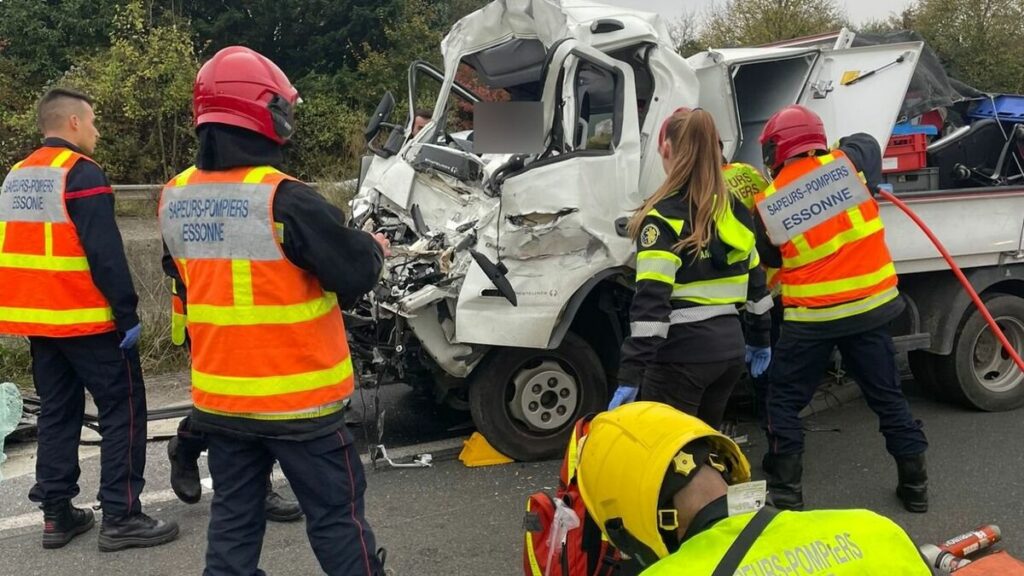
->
<box><xmin>28</xmin><ymin>332</ymin><xmax>146</xmax><ymax>517</ymax></box>
<box><xmin>203</xmin><ymin>426</ymin><xmax>380</xmax><ymax>576</ymax></box>
<box><xmin>764</xmin><ymin>323</ymin><xmax>928</xmax><ymax>458</ymax></box>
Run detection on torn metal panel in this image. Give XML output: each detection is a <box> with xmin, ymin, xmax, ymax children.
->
<box><xmin>441</xmin><ymin>0</ymin><xmax>673</xmax><ymax>70</ymax></box>
<box><xmin>405</xmin><ymin>303</ymin><xmax>486</xmax><ymax>378</ymax></box>
<box><xmin>501</xmin><ymin>210</ymin><xmax>609</xmax><ymax>262</ymax></box>
<box><xmin>398</xmin><ymin>285</ymin><xmax>452</xmax><ymax>316</ymax></box>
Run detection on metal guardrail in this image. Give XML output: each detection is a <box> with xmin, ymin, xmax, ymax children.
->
<box><xmin>113</xmin><ymin>180</ymin><xmax>357</xmax><ymax>201</ymax></box>
<box><xmin>112</xmin><ymin>184</ymin><xmax>163</xmax><ymax>201</ymax></box>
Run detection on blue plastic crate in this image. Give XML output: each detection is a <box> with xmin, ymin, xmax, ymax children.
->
<box><xmin>969</xmin><ymin>96</ymin><xmax>1024</xmax><ymax>124</ymax></box>
<box><xmin>892</xmin><ymin>123</ymin><xmax>938</xmax><ymax>136</ymax></box>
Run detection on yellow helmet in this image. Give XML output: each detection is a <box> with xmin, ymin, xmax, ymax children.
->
<box><xmin>576</xmin><ymin>402</ymin><xmax>751</xmax><ymax>563</ymax></box>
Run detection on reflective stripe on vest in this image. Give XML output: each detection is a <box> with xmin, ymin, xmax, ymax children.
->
<box><xmin>641</xmin><ymin>508</ymin><xmax>932</xmax><ymax>576</ymax></box>
<box><xmin>753</xmin><ymin>151</ymin><xmax>897</xmax><ymax>321</ymax></box>
<box><xmin>630</xmin><ymin>305</ymin><xmax>740</xmax><ymax>339</ymax></box>
<box><xmin>0</xmin><ymin>147</ymin><xmax>115</xmax><ymax>337</ymax></box>
<box><xmin>159</xmin><ymin>165</ymin><xmax>353</xmax><ymax>420</ymax></box>
<box><xmin>170</xmin><ymin>279</ymin><xmax>186</xmax><ymax>346</ymax></box>
<box><xmin>783</xmin><ymin>286</ymin><xmax>900</xmax><ymax>323</ymax></box>
<box><xmin>524</xmin><ymin>499</ymin><xmax>544</xmax><ymax>576</ymax></box>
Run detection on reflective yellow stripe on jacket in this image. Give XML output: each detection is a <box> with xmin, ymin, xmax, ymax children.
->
<box><xmin>636</xmin><ymin>250</ymin><xmax>681</xmax><ymax>284</ymax></box>
<box><xmin>0</xmin><ymin>306</ymin><xmax>113</xmax><ymax>325</ymax></box>
<box><xmin>672</xmin><ymin>275</ymin><xmax>748</xmax><ymax>304</ymax></box>
<box><xmin>192</xmin><ymin>359</ymin><xmax>353</xmax><ymax>397</ymax></box>
<box><xmin>783</xmin><ymin>287</ymin><xmax>900</xmax><ymax>322</ymax></box>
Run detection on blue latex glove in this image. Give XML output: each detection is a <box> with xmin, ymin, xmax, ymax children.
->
<box><xmin>746</xmin><ymin>345</ymin><xmax>771</xmax><ymax>379</ymax></box>
<box><xmin>119</xmin><ymin>323</ymin><xmax>142</xmax><ymax>350</ymax></box>
<box><xmin>608</xmin><ymin>385</ymin><xmax>638</xmax><ymax>410</ymax></box>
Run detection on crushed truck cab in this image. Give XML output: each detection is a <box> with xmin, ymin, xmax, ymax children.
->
<box><xmin>350</xmin><ymin>0</ymin><xmax>1024</xmax><ymax>461</ymax></box>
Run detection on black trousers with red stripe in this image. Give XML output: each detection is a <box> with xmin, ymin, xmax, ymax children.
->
<box><xmin>203</xmin><ymin>426</ymin><xmax>381</xmax><ymax>576</ymax></box>
<box><xmin>28</xmin><ymin>332</ymin><xmax>147</xmax><ymax>518</ymax></box>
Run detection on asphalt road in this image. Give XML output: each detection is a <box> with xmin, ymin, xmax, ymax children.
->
<box><xmin>2</xmin><ymin>380</ymin><xmax>1022</xmax><ymax>575</ymax></box>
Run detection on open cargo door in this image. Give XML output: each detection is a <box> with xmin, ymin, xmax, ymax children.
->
<box><xmin>692</xmin><ymin>59</ymin><xmax>741</xmax><ymax>161</ymax></box>
<box><xmin>689</xmin><ymin>47</ymin><xmax>821</xmax><ymax>168</ymax></box>
<box><xmin>798</xmin><ymin>42</ymin><xmax>924</xmax><ymax>150</ymax></box>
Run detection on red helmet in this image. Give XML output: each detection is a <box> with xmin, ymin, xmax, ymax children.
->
<box><xmin>759</xmin><ymin>105</ymin><xmax>828</xmax><ymax>173</ymax></box>
<box><xmin>193</xmin><ymin>46</ymin><xmax>299</xmax><ymax>144</ymax></box>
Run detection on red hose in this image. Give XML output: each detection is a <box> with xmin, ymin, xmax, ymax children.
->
<box><xmin>879</xmin><ymin>189</ymin><xmax>1024</xmax><ymax>373</ymax></box>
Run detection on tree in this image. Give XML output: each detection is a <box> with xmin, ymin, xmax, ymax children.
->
<box><xmin>907</xmin><ymin>0</ymin><xmax>1024</xmax><ymax>94</ymax></box>
<box><xmin>700</xmin><ymin>0</ymin><xmax>847</xmax><ymax>48</ymax></box>
<box><xmin>669</xmin><ymin>12</ymin><xmax>705</xmax><ymax>57</ymax></box>
<box><xmin>0</xmin><ymin>0</ymin><xmax>125</xmax><ymax>169</ymax></box>
<box><xmin>859</xmin><ymin>9</ymin><xmax>915</xmax><ymax>35</ymax></box>
<box><xmin>62</xmin><ymin>1</ymin><xmax>198</xmax><ymax>183</ymax></box>
<box><xmin>173</xmin><ymin>0</ymin><xmax>401</xmax><ymax>81</ymax></box>
<box><xmin>0</xmin><ymin>0</ymin><xmax>120</xmax><ymax>86</ymax></box>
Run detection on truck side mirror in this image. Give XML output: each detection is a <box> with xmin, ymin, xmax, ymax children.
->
<box><xmin>365</xmin><ymin>91</ymin><xmax>396</xmax><ymax>141</ymax></box>
<box><xmin>365</xmin><ymin>92</ymin><xmax>405</xmax><ymax>159</ymax></box>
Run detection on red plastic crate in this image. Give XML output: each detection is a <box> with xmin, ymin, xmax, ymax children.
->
<box><xmin>882</xmin><ymin>133</ymin><xmax>927</xmax><ymax>173</ymax></box>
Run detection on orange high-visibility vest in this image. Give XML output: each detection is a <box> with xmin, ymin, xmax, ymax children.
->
<box><xmin>158</xmin><ymin>165</ymin><xmax>353</xmax><ymax>420</ymax></box>
<box><xmin>0</xmin><ymin>147</ymin><xmax>115</xmax><ymax>337</ymax></box>
<box><xmin>754</xmin><ymin>150</ymin><xmax>898</xmax><ymax>322</ymax></box>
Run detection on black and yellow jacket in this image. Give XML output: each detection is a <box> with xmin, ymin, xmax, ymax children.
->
<box><xmin>618</xmin><ymin>193</ymin><xmax>772</xmax><ymax>387</ymax></box>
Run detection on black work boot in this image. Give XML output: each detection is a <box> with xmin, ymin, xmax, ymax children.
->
<box><xmin>167</xmin><ymin>437</ymin><xmax>202</xmax><ymax>504</ymax></box>
<box><xmin>98</xmin><ymin>513</ymin><xmax>180</xmax><ymax>552</ymax></box>
<box><xmin>764</xmin><ymin>453</ymin><xmax>805</xmax><ymax>511</ymax></box>
<box><xmin>265</xmin><ymin>476</ymin><xmax>303</xmax><ymax>523</ymax></box>
<box><xmin>895</xmin><ymin>453</ymin><xmax>928</xmax><ymax>513</ymax></box>
<box><xmin>41</xmin><ymin>500</ymin><xmax>95</xmax><ymax>549</ymax></box>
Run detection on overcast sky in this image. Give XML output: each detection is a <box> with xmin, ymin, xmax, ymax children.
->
<box><xmin>600</xmin><ymin>0</ymin><xmax>914</xmax><ymax>26</ymax></box>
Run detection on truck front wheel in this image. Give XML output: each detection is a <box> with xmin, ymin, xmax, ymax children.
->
<box><xmin>936</xmin><ymin>294</ymin><xmax>1024</xmax><ymax>411</ymax></box>
<box><xmin>468</xmin><ymin>333</ymin><xmax>607</xmax><ymax>461</ymax></box>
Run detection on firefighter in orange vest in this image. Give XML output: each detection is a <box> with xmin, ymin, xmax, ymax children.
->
<box><xmin>752</xmin><ymin>105</ymin><xmax>928</xmax><ymax>513</ymax></box>
<box><xmin>158</xmin><ymin>47</ymin><xmax>388</xmax><ymax>575</ymax></box>
<box><xmin>165</xmin><ymin>274</ymin><xmax>304</xmax><ymax>523</ymax></box>
<box><xmin>0</xmin><ymin>88</ymin><xmax>178</xmax><ymax>550</ymax></box>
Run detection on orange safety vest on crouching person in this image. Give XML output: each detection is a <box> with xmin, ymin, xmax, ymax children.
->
<box><xmin>158</xmin><ymin>165</ymin><xmax>354</xmax><ymax>420</ymax></box>
<box><xmin>754</xmin><ymin>150</ymin><xmax>898</xmax><ymax>323</ymax></box>
<box><xmin>0</xmin><ymin>147</ymin><xmax>115</xmax><ymax>337</ymax></box>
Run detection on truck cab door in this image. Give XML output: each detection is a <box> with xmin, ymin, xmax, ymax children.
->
<box><xmin>798</xmin><ymin>42</ymin><xmax>924</xmax><ymax>151</ymax></box>
<box><xmin>535</xmin><ymin>40</ymin><xmax>641</xmax><ymax>184</ymax></box>
<box><xmin>455</xmin><ymin>40</ymin><xmax>641</xmax><ymax>349</ymax></box>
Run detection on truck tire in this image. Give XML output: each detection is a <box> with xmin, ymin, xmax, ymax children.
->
<box><xmin>935</xmin><ymin>294</ymin><xmax>1024</xmax><ymax>411</ymax></box>
<box><xmin>468</xmin><ymin>333</ymin><xmax>607</xmax><ymax>461</ymax></box>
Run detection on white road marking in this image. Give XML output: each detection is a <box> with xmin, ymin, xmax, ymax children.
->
<box><xmin>0</xmin><ymin>436</ymin><xmax>469</xmax><ymax>534</ymax></box>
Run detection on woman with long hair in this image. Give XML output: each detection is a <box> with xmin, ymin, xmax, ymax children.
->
<box><xmin>609</xmin><ymin>108</ymin><xmax>772</xmax><ymax>428</ymax></box>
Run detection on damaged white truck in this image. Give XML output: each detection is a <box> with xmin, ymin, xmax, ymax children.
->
<box><xmin>348</xmin><ymin>0</ymin><xmax>1024</xmax><ymax>460</ymax></box>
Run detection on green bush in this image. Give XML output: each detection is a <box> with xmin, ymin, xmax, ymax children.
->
<box><xmin>0</xmin><ymin>338</ymin><xmax>32</xmax><ymax>390</ymax></box>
